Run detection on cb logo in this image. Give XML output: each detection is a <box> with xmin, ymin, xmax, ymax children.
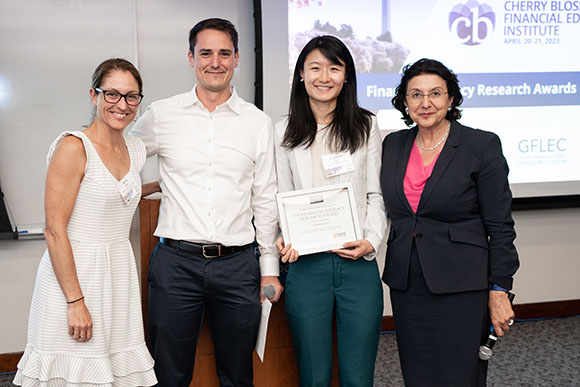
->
<box><xmin>449</xmin><ymin>0</ymin><xmax>495</xmax><ymax>45</ymax></box>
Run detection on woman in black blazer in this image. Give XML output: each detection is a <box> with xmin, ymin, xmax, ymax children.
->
<box><xmin>380</xmin><ymin>58</ymin><xmax>520</xmax><ymax>386</ymax></box>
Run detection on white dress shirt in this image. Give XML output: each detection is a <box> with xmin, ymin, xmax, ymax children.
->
<box><xmin>274</xmin><ymin>116</ymin><xmax>387</xmax><ymax>260</ymax></box>
<box><xmin>131</xmin><ymin>86</ymin><xmax>279</xmax><ymax>276</ymax></box>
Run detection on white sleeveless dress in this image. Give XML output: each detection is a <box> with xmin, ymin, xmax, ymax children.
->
<box><xmin>14</xmin><ymin>131</ymin><xmax>157</xmax><ymax>387</ymax></box>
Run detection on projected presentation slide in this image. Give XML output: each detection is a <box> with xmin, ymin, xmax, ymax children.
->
<box><xmin>283</xmin><ymin>0</ymin><xmax>580</xmax><ymax>196</ymax></box>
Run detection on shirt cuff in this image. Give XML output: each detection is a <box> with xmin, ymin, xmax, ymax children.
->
<box><xmin>362</xmin><ymin>235</ymin><xmax>381</xmax><ymax>261</ymax></box>
<box><xmin>489</xmin><ymin>284</ymin><xmax>508</xmax><ymax>292</ymax></box>
<box><xmin>259</xmin><ymin>254</ymin><xmax>280</xmax><ymax>277</ymax></box>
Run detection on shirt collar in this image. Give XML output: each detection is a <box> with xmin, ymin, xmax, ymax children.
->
<box><xmin>181</xmin><ymin>85</ymin><xmax>241</xmax><ymax>114</ymax></box>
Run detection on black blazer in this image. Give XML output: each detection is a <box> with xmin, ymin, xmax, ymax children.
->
<box><xmin>380</xmin><ymin>121</ymin><xmax>519</xmax><ymax>294</ymax></box>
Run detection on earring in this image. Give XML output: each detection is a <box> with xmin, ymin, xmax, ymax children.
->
<box><xmin>448</xmin><ymin>105</ymin><xmax>452</xmax><ymax>111</ymax></box>
<box><xmin>300</xmin><ymin>78</ymin><xmax>304</xmax><ymax>82</ymax></box>
<box><xmin>405</xmin><ymin>107</ymin><xmax>409</xmax><ymax>115</ymax></box>
<box><xmin>344</xmin><ymin>80</ymin><xmax>347</xmax><ymax>83</ymax></box>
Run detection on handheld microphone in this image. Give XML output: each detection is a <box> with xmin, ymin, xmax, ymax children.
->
<box><xmin>479</xmin><ymin>327</ymin><xmax>498</xmax><ymax>360</ymax></box>
<box><xmin>479</xmin><ymin>291</ymin><xmax>515</xmax><ymax>361</ymax></box>
<box><xmin>262</xmin><ymin>284</ymin><xmax>276</xmax><ymax>299</ymax></box>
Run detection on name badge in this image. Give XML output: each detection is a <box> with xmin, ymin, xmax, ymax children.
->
<box><xmin>117</xmin><ymin>174</ymin><xmax>139</xmax><ymax>205</ymax></box>
<box><xmin>321</xmin><ymin>152</ymin><xmax>354</xmax><ymax>178</ymax></box>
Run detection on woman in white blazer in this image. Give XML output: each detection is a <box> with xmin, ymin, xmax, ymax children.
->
<box><xmin>275</xmin><ymin>35</ymin><xmax>387</xmax><ymax>387</ymax></box>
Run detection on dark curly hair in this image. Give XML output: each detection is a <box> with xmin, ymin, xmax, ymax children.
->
<box><xmin>391</xmin><ymin>58</ymin><xmax>463</xmax><ymax>127</ymax></box>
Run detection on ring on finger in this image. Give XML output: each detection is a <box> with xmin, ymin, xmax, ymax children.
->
<box><xmin>508</xmin><ymin>319</ymin><xmax>514</xmax><ymax>326</ymax></box>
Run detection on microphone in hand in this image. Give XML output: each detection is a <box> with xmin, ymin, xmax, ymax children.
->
<box><xmin>479</xmin><ymin>327</ymin><xmax>498</xmax><ymax>360</ymax></box>
<box><xmin>479</xmin><ymin>291</ymin><xmax>515</xmax><ymax>361</ymax></box>
<box><xmin>262</xmin><ymin>284</ymin><xmax>276</xmax><ymax>299</ymax></box>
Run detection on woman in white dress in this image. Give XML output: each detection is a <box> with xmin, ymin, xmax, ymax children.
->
<box><xmin>14</xmin><ymin>58</ymin><xmax>158</xmax><ymax>386</ymax></box>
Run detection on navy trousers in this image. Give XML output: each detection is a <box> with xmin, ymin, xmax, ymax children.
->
<box><xmin>148</xmin><ymin>241</ymin><xmax>261</xmax><ymax>387</ymax></box>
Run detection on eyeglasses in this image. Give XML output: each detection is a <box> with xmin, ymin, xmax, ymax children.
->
<box><xmin>94</xmin><ymin>88</ymin><xmax>143</xmax><ymax>106</ymax></box>
<box><xmin>406</xmin><ymin>91</ymin><xmax>448</xmax><ymax>103</ymax></box>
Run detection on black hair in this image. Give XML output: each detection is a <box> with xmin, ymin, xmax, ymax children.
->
<box><xmin>189</xmin><ymin>18</ymin><xmax>239</xmax><ymax>54</ymax></box>
<box><xmin>283</xmin><ymin>35</ymin><xmax>373</xmax><ymax>153</ymax></box>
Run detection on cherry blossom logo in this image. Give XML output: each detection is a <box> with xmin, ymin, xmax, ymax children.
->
<box><xmin>449</xmin><ymin>0</ymin><xmax>495</xmax><ymax>45</ymax></box>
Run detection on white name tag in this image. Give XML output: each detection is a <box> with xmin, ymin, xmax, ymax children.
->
<box><xmin>321</xmin><ymin>152</ymin><xmax>354</xmax><ymax>178</ymax></box>
<box><xmin>117</xmin><ymin>174</ymin><xmax>139</xmax><ymax>205</ymax></box>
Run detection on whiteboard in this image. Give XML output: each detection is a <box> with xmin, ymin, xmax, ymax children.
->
<box><xmin>0</xmin><ymin>0</ymin><xmax>255</xmax><ymax>228</ymax></box>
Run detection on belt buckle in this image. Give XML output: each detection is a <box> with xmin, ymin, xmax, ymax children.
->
<box><xmin>202</xmin><ymin>244</ymin><xmax>221</xmax><ymax>258</ymax></box>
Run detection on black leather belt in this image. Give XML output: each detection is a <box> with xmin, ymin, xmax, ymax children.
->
<box><xmin>159</xmin><ymin>237</ymin><xmax>251</xmax><ymax>258</ymax></box>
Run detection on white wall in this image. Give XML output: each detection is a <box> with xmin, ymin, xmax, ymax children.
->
<box><xmin>510</xmin><ymin>208</ymin><xmax>580</xmax><ymax>303</ymax></box>
<box><xmin>0</xmin><ymin>239</ymin><xmax>45</xmax><ymax>353</ymax></box>
<box><xmin>1</xmin><ymin>0</ymin><xmax>580</xmax><ymax>354</ymax></box>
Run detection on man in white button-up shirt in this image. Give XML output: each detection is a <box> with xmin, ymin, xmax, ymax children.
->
<box><xmin>131</xmin><ymin>18</ymin><xmax>282</xmax><ymax>387</ymax></box>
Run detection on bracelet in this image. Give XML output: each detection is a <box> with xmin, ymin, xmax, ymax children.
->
<box><xmin>67</xmin><ymin>296</ymin><xmax>84</xmax><ymax>304</ymax></box>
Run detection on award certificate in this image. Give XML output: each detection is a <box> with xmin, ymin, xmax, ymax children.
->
<box><xmin>276</xmin><ymin>183</ymin><xmax>362</xmax><ymax>255</ymax></box>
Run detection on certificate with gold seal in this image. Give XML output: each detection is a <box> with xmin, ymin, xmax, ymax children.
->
<box><xmin>276</xmin><ymin>183</ymin><xmax>362</xmax><ymax>255</ymax></box>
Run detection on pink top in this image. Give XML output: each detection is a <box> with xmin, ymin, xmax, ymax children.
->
<box><xmin>403</xmin><ymin>142</ymin><xmax>441</xmax><ymax>213</ymax></box>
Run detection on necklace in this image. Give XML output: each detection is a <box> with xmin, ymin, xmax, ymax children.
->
<box><xmin>416</xmin><ymin>122</ymin><xmax>450</xmax><ymax>151</ymax></box>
